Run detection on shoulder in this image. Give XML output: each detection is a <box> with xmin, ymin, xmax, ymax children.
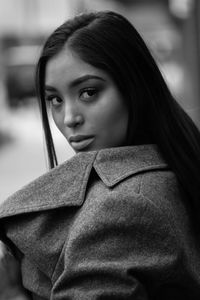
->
<box><xmin>0</xmin><ymin>144</ymin><xmax>180</xmax><ymax>220</ymax></box>
<box><xmin>91</xmin><ymin>145</ymin><xmax>189</xmax><ymax>240</ymax></box>
<box><xmin>84</xmin><ymin>145</ymin><xmax>179</xmax><ymax>236</ymax></box>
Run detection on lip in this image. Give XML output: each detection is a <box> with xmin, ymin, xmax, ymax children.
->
<box><xmin>69</xmin><ymin>135</ymin><xmax>95</xmax><ymax>151</ymax></box>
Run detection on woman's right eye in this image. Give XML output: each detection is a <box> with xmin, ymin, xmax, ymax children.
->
<box><xmin>46</xmin><ymin>95</ymin><xmax>63</xmax><ymax>107</ymax></box>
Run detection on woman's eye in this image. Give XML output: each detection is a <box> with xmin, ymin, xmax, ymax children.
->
<box><xmin>80</xmin><ymin>88</ymin><xmax>98</xmax><ymax>101</ymax></box>
<box><xmin>46</xmin><ymin>96</ymin><xmax>62</xmax><ymax>106</ymax></box>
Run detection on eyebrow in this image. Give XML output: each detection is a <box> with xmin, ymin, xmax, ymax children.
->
<box><xmin>45</xmin><ymin>75</ymin><xmax>106</xmax><ymax>91</ymax></box>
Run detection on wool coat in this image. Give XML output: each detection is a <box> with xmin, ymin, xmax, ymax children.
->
<box><xmin>0</xmin><ymin>144</ymin><xmax>200</xmax><ymax>299</ymax></box>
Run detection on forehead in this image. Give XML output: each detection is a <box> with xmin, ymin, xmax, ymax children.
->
<box><xmin>45</xmin><ymin>46</ymin><xmax>106</xmax><ymax>86</ymax></box>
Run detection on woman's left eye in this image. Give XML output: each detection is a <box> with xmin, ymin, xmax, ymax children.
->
<box><xmin>80</xmin><ymin>88</ymin><xmax>98</xmax><ymax>101</ymax></box>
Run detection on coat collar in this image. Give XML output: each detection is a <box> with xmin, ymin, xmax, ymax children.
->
<box><xmin>93</xmin><ymin>144</ymin><xmax>168</xmax><ymax>187</ymax></box>
<box><xmin>0</xmin><ymin>151</ymin><xmax>97</xmax><ymax>218</ymax></box>
<box><xmin>0</xmin><ymin>144</ymin><xmax>168</xmax><ymax>218</ymax></box>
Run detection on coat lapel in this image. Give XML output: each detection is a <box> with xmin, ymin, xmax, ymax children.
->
<box><xmin>0</xmin><ymin>151</ymin><xmax>97</xmax><ymax>218</ymax></box>
<box><xmin>93</xmin><ymin>144</ymin><xmax>168</xmax><ymax>187</ymax></box>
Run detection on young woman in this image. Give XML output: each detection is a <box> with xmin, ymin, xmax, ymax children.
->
<box><xmin>0</xmin><ymin>11</ymin><xmax>200</xmax><ymax>299</ymax></box>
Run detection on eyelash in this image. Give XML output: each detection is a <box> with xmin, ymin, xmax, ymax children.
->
<box><xmin>45</xmin><ymin>95</ymin><xmax>62</xmax><ymax>106</ymax></box>
<box><xmin>45</xmin><ymin>87</ymin><xmax>99</xmax><ymax>105</ymax></box>
<box><xmin>79</xmin><ymin>87</ymin><xmax>98</xmax><ymax>101</ymax></box>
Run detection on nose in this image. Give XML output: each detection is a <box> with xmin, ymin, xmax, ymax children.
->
<box><xmin>63</xmin><ymin>103</ymin><xmax>84</xmax><ymax>128</ymax></box>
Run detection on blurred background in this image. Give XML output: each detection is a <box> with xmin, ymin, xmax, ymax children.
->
<box><xmin>0</xmin><ymin>0</ymin><xmax>200</xmax><ymax>201</ymax></box>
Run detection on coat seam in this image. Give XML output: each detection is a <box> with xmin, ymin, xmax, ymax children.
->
<box><xmin>138</xmin><ymin>174</ymin><xmax>180</xmax><ymax>242</ymax></box>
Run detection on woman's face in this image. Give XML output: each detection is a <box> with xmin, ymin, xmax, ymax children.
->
<box><xmin>45</xmin><ymin>46</ymin><xmax>128</xmax><ymax>153</ymax></box>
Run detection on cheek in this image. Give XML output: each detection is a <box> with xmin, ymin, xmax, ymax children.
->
<box><xmin>94</xmin><ymin>97</ymin><xmax>128</xmax><ymax>130</ymax></box>
<box><xmin>88</xmin><ymin>97</ymin><xmax>128</xmax><ymax>147</ymax></box>
<box><xmin>108</xmin><ymin>107</ymin><xmax>129</xmax><ymax>139</ymax></box>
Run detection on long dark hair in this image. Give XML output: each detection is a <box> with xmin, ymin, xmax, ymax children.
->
<box><xmin>36</xmin><ymin>11</ymin><xmax>200</xmax><ymax>231</ymax></box>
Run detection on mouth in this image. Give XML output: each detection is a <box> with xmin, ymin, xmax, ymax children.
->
<box><xmin>69</xmin><ymin>135</ymin><xmax>95</xmax><ymax>151</ymax></box>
